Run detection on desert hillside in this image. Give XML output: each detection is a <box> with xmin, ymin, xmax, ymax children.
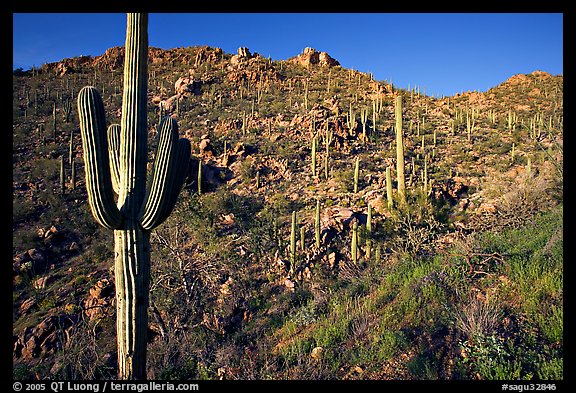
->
<box><xmin>12</xmin><ymin>44</ymin><xmax>563</xmax><ymax>380</ymax></box>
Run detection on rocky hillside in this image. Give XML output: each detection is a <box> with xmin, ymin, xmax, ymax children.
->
<box><xmin>12</xmin><ymin>45</ymin><xmax>563</xmax><ymax>380</ymax></box>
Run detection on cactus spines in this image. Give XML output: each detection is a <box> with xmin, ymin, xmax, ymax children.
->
<box><xmin>395</xmin><ymin>96</ymin><xmax>405</xmax><ymax>203</ymax></box>
<box><xmin>77</xmin><ymin>13</ymin><xmax>190</xmax><ymax>380</ymax></box>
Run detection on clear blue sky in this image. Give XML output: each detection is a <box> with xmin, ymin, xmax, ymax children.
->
<box><xmin>12</xmin><ymin>13</ymin><xmax>563</xmax><ymax>97</ymax></box>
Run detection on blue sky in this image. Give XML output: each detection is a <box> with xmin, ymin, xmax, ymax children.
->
<box><xmin>12</xmin><ymin>13</ymin><xmax>563</xmax><ymax>97</ymax></box>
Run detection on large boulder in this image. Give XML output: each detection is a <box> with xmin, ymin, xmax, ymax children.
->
<box><xmin>174</xmin><ymin>76</ymin><xmax>202</xmax><ymax>96</ymax></box>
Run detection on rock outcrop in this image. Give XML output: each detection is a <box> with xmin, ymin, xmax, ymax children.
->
<box><xmin>13</xmin><ymin>315</ymin><xmax>77</xmax><ymax>361</ymax></box>
<box><xmin>83</xmin><ymin>278</ymin><xmax>114</xmax><ymax>321</ymax></box>
<box><xmin>290</xmin><ymin>47</ymin><xmax>340</xmax><ymax>68</ymax></box>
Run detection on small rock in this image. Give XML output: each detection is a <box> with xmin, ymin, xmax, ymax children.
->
<box><xmin>220</xmin><ymin>213</ymin><xmax>236</xmax><ymax>226</ymax></box>
<box><xmin>311</xmin><ymin>346</ymin><xmax>323</xmax><ymax>360</ymax></box>
<box><xmin>199</xmin><ymin>136</ymin><xmax>213</xmax><ymax>157</ymax></box>
<box><xmin>303</xmin><ymin>266</ymin><xmax>312</xmax><ymax>281</ymax></box>
<box><xmin>283</xmin><ymin>278</ymin><xmax>295</xmax><ymax>291</ymax></box>
<box><xmin>327</xmin><ymin>252</ymin><xmax>337</xmax><ymax>269</ymax></box>
<box><xmin>89</xmin><ymin>279</ymin><xmax>113</xmax><ymax>299</ymax></box>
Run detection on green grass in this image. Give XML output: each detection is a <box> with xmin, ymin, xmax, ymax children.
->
<box><xmin>479</xmin><ymin>204</ymin><xmax>563</xmax><ymax>344</ymax></box>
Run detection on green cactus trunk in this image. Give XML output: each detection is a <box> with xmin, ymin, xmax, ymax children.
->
<box><xmin>353</xmin><ymin>156</ymin><xmax>360</xmax><ymax>194</ymax></box>
<box><xmin>113</xmin><ymin>225</ymin><xmax>150</xmax><ymax>379</ymax></box>
<box><xmin>351</xmin><ymin>221</ymin><xmax>358</xmax><ymax>264</ymax></box>
<box><xmin>69</xmin><ymin>129</ymin><xmax>75</xmax><ymax>165</ymax></box>
<box><xmin>198</xmin><ymin>161</ymin><xmax>202</xmax><ymax>195</ymax></box>
<box><xmin>386</xmin><ymin>166</ymin><xmax>393</xmax><ymax>210</ymax></box>
<box><xmin>71</xmin><ymin>157</ymin><xmax>76</xmax><ymax>190</ymax></box>
<box><xmin>77</xmin><ymin>13</ymin><xmax>190</xmax><ymax>380</ymax></box>
<box><xmin>395</xmin><ymin>96</ymin><xmax>405</xmax><ymax>203</ymax></box>
<box><xmin>60</xmin><ymin>155</ymin><xmax>65</xmax><ymax>194</ymax></box>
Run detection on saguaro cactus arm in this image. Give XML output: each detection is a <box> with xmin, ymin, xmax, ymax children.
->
<box><xmin>163</xmin><ymin>138</ymin><xmax>191</xmax><ymax>213</ymax></box>
<box><xmin>107</xmin><ymin>124</ymin><xmax>122</xmax><ymax>195</ymax></box>
<box><xmin>139</xmin><ymin>117</ymin><xmax>191</xmax><ymax>230</ymax></box>
<box><xmin>77</xmin><ymin>86</ymin><xmax>123</xmax><ymax>229</ymax></box>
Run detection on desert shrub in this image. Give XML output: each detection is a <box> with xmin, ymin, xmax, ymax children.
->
<box><xmin>384</xmin><ymin>196</ymin><xmax>444</xmax><ymax>257</ymax></box>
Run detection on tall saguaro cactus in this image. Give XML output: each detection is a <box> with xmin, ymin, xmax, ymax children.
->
<box><xmin>395</xmin><ymin>95</ymin><xmax>406</xmax><ymax>203</ymax></box>
<box><xmin>77</xmin><ymin>13</ymin><xmax>191</xmax><ymax>380</ymax></box>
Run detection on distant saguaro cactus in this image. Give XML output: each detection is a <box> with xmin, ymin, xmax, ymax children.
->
<box><xmin>311</xmin><ymin>136</ymin><xmax>317</xmax><ymax>177</ymax></box>
<box><xmin>366</xmin><ymin>204</ymin><xmax>372</xmax><ymax>260</ymax></box>
<box><xmin>290</xmin><ymin>210</ymin><xmax>297</xmax><ymax>274</ymax></box>
<box><xmin>77</xmin><ymin>13</ymin><xmax>190</xmax><ymax>380</ymax></box>
<box><xmin>386</xmin><ymin>166</ymin><xmax>393</xmax><ymax>210</ymax></box>
<box><xmin>353</xmin><ymin>156</ymin><xmax>360</xmax><ymax>193</ymax></box>
<box><xmin>395</xmin><ymin>96</ymin><xmax>406</xmax><ymax>203</ymax></box>
<box><xmin>351</xmin><ymin>221</ymin><xmax>358</xmax><ymax>264</ymax></box>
